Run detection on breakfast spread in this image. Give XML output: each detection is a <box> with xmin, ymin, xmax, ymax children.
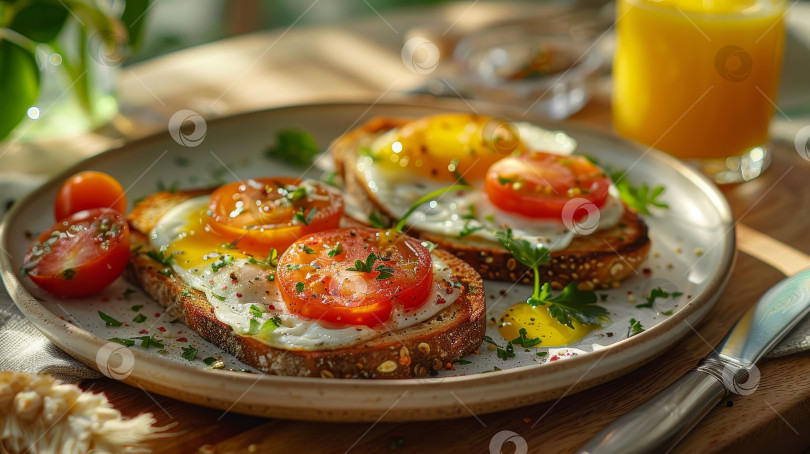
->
<box><xmin>20</xmin><ymin>113</ymin><xmax>665</xmax><ymax>378</ymax></box>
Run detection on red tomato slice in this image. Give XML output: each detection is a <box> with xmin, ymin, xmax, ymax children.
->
<box><xmin>54</xmin><ymin>171</ymin><xmax>127</xmax><ymax>221</ymax></box>
<box><xmin>207</xmin><ymin>178</ymin><xmax>343</xmax><ymax>256</ymax></box>
<box><xmin>484</xmin><ymin>152</ymin><xmax>610</xmax><ymax>220</ymax></box>
<box><xmin>276</xmin><ymin>228</ymin><xmax>433</xmax><ymax>327</ymax></box>
<box><xmin>23</xmin><ymin>208</ymin><xmax>130</xmax><ymax>297</ymax></box>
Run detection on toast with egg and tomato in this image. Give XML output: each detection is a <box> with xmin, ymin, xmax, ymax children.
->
<box><xmin>330</xmin><ymin>114</ymin><xmax>651</xmax><ymax>290</ymax></box>
<box><xmin>124</xmin><ymin>178</ymin><xmax>486</xmax><ymax>378</ymax></box>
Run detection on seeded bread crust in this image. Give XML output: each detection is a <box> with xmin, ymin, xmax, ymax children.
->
<box><xmin>124</xmin><ymin>191</ymin><xmax>486</xmax><ymax>378</ymax></box>
<box><xmin>330</xmin><ymin>116</ymin><xmax>651</xmax><ymax>290</ymax></box>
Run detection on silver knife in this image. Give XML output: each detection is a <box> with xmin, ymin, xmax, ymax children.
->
<box><xmin>580</xmin><ymin>268</ymin><xmax>810</xmax><ymax>454</ymax></box>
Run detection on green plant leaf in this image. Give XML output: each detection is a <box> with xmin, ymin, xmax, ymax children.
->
<box><xmin>120</xmin><ymin>0</ymin><xmax>151</xmax><ymax>48</ymax></box>
<box><xmin>0</xmin><ymin>39</ymin><xmax>39</xmax><ymax>141</ymax></box>
<box><xmin>9</xmin><ymin>1</ymin><xmax>69</xmax><ymax>43</ymax></box>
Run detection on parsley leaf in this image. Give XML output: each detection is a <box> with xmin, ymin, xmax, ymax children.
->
<box><xmin>265</xmin><ymin>127</ymin><xmax>320</xmax><ymax>167</ymax></box>
<box><xmin>124</xmin><ymin>288</ymin><xmax>137</xmax><ymax>300</ymax></box>
<box><xmin>295</xmin><ymin>282</ymin><xmax>305</xmax><ymax>292</ymax></box>
<box><xmin>544</xmin><ymin>283</ymin><xmax>608</xmax><ymax>328</ymax></box>
<box><xmin>248</xmin><ymin>249</ymin><xmax>279</xmax><ymax>268</ymax></box>
<box><xmin>134</xmin><ymin>335</ymin><xmax>164</xmax><ymax>349</ymax></box>
<box><xmin>247</xmin><ymin>317</ymin><xmax>281</xmax><ymax>336</ymax></box>
<box><xmin>211</xmin><ymin>254</ymin><xmax>233</xmax><ymax>272</ymax></box>
<box><xmin>497</xmin><ymin>343</ymin><xmax>515</xmax><ymax>360</ymax></box>
<box><xmin>181</xmin><ymin>346</ymin><xmax>198</xmax><ymax>361</ymax></box>
<box><xmin>132</xmin><ymin>313</ymin><xmax>147</xmax><ymax>323</ymax></box>
<box><xmin>130</xmin><ymin>304</ymin><xmax>143</xmax><ymax>312</ymax></box>
<box><xmin>145</xmin><ymin>249</ymin><xmax>173</xmax><ymax>266</ymax></box>
<box><xmin>510</xmin><ymin>328</ymin><xmax>542</xmax><ymax>347</ymax></box>
<box><xmin>449</xmin><ymin>158</ymin><xmax>469</xmax><ymax>185</ymax></box>
<box><xmin>302</xmin><ymin>245</ymin><xmax>317</xmax><ymax>254</ymax></box>
<box><xmin>98</xmin><ymin>311</ymin><xmax>122</xmax><ymax>327</ymax></box>
<box><xmin>294</xmin><ymin>207</ymin><xmax>318</xmax><ymax>226</ymax></box>
<box><xmin>249</xmin><ymin>304</ymin><xmax>263</xmax><ymax>318</ymax></box>
<box><xmin>610</xmin><ymin>171</ymin><xmax>668</xmax><ymax>215</ymax></box>
<box><xmin>627</xmin><ymin>318</ymin><xmax>645</xmax><ymax>337</ymax></box>
<box><xmin>328</xmin><ymin>242</ymin><xmax>344</xmax><ymax>258</ymax></box>
<box><xmin>494</xmin><ymin>229</ymin><xmax>550</xmax><ymax>270</ymax></box>
<box><xmin>636</xmin><ymin>287</ymin><xmax>671</xmax><ymax>309</ymax></box>
<box><xmin>108</xmin><ymin>337</ymin><xmax>135</xmax><ymax>347</ymax></box>
<box><xmin>203</xmin><ymin>356</ymin><xmax>225</xmax><ymax>369</ymax></box>
<box><xmin>458</xmin><ymin>221</ymin><xmax>484</xmax><ymax>238</ymax></box>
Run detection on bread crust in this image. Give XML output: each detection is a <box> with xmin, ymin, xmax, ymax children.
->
<box><xmin>330</xmin><ymin>116</ymin><xmax>651</xmax><ymax>290</ymax></box>
<box><xmin>125</xmin><ymin>191</ymin><xmax>486</xmax><ymax>378</ymax></box>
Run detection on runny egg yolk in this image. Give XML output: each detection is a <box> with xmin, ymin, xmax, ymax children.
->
<box><xmin>163</xmin><ymin>208</ymin><xmax>249</xmax><ymax>270</ymax></box>
<box><xmin>498</xmin><ymin>302</ymin><xmax>594</xmax><ymax>347</ymax></box>
<box><xmin>371</xmin><ymin>113</ymin><xmax>526</xmax><ymax>182</ymax></box>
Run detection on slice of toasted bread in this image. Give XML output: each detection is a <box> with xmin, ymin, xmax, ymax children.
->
<box><xmin>125</xmin><ymin>191</ymin><xmax>486</xmax><ymax>378</ymax></box>
<box><xmin>330</xmin><ymin>116</ymin><xmax>651</xmax><ymax>290</ymax></box>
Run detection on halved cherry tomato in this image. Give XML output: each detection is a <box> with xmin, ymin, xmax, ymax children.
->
<box><xmin>276</xmin><ymin>228</ymin><xmax>433</xmax><ymax>327</ymax></box>
<box><xmin>484</xmin><ymin>152</ymin><xmax>610</xmax><ymax>220</ymax></box>
<box><xmin>23</xmin><ymin>208</ymin><xmax>130</xmax><ymax>297</ymax></box>
<box><xmin>207</xmin><ymin>178</ymin><xmax>343</xmax><ymax>256</ymax></box>
<box><xmin>54</xmin><ymin>171</ymin><xmax>127</xmax><ymax>221</ymax></box>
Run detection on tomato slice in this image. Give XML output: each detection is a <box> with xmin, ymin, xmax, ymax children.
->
<box><xmin>54</xmin><ymin>171</ymin><xmax>127</xmax><ymax>221</ymax></box>
<box><xmin>207</xmin><ymin>178</ymin><xmax>343</xmax><ymax>256</ymax></box>
<box><xmin>23</xmin><ymin>208</ymin><xmax>130</xmax><ymax>297</ymax></box>
<box><xmin>484</xmin><ymin>152</ymin><xmax>611</xmax><ymax>220</ymax></box>
<box><xmin>276</xmin><ymin>228</ymin><xmax>433</xmax><ymax>327</ymax></box>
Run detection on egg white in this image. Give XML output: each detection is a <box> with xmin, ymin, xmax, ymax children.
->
<box><xmin>356</xmin><ymin>122</ymin><xmax>623</xmax><ymax>251</ymax></box>
<box><xmin>150</xmin><ymin>196</ymin><xmax>461</xmax><ymax>350</ymax></box>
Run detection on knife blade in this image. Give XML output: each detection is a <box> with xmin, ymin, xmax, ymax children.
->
<box><xmin>579</xmin><ymin>268</ymin><xmax>810</xmax><ymax>454</ymax></box>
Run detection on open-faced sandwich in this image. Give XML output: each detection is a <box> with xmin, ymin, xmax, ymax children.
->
<box><xmin>331</xmin><ymin>114</ymin><xmax>651</xmax><ymax>290</ymax></box>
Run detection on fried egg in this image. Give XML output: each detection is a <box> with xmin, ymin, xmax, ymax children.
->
<box><xmin>355</xmin><ymin>115</ymin><xmax>623</xmax><ymax>252</ymax></box>
<box><xmin>149</xmin><ymin>195</ymin><xmax>461</xmax><ymax>350</ymax></box>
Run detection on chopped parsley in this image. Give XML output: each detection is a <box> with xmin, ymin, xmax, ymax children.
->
<box><xmin>247</xmin><ymin>317</ymin><xmax>280</xmax><ymax>336</ymax></box>
<box><xmin>449</xmin><ymin>158</ymin><xmax>469</xmax><ymax>186</ymax></box>
<box><xmin>98</xmin><ymin>311</ymin><xmax>122</xmax><ymax>327</ymax></box>
<box><xmin>328</xmin><ymin>242</ymin><xmax>344</xmax><ymax>258</ymax></box>
<box><xmin>394</xmin><ymin>184</ymin><xmax>471</xmax><ymax>233</ymax></box>
<box><xmin>484</xmin><ymin>335</ymin><xmax>515</xmax><ymax>360</ymax></box>
<box><xmin>455</xmin><ymin>359</ymin><xmax>472</xmax><ymax>365</ymax></box>
<box><xmin>132</xmin><ymin>313</ymin><xmax>147</xmax><ymax>323</ymax></box>
<box><xmin>212</xmin><ymin>293</ymin><xmax>226</xmax><ymax>302</ymax></box>
<box><xmin>203</xmin><ymin>356</ymin><xmax>226</xmax><ymax>369</ymax></box>
<box><xmin>510</xmin><ymin>328</ymin><xmax>542</xmax><ymax>347</ymax></box>
<box><xmin>302</xmin><ymin>245</ymin><xmax>317</xmax><ymax>254</ymax></box>
<box><xmin>421</xmin><ymin>241</ymin><xmax>437</xmax><ymax>252</ymax></box>
<box><xmin>346</xmin><ymin>252</ymin><xmax>394</xmax><ymax>280</ymax></box>
<box><xmin>249</xmin><ymin>304</ymin><xmax>263</xmax><ymax>318</ymax></box>
<box><xmin>636</xmin><ymin>287</ymin><xmax>679</xmax><ymax>309</ymax></box>
<box><xmin>497</xmin><ymin>176</ymin><xmax>517</xmax><ymax>185</ymax></box>
<box><xmin>295</xmin><ymin>282</ymin><xmax>305</xmax><ymax>292</ymax></box>
<box><xmin>495</xmin><ymin>229</ymin><xmax>607</xmax><ymax>328</ymax></box>
<box><xmin>124</xmin><ymin>288</ymin><xmax>137</xmax><ymax>300</ymax></box>
<box><xmin>181</xmin><ymin>346</ymin><xmax>198</xmax><ymax>361</ymax></box>
<box><xmin>211</xmin><ymin>254</ymin><xmax>234</xmax><ymax>272</ymax></box>
<box><xmin>249</xmin><ymin>249</ymin><xmax>279</xmax><ymax>268</ymax></box>
<box><xmin>536</xmin><ymin>351</ymin><xmax>548</xmax><ymax>358</ymax></box>
<box><xmin>627</xmin><ymin>318</ymin><xmax>645</xmax><ymax>337</ymax></box>
<box><xmin>461</xmin><ymin>204</ymin><xmax>476</xmax><ymax>220</ymax></box>
<box><xmin>130</xmin><ymin>304</ymin><xmax>143</xmax><ymax>312</ymax></box>
<box><xmin>458</xmin><ymin>221</ymin><xmax>483</xmax><ymax>238</ymax></box>
<box><xmin>108</xmin><ymin>337</ymin><xmax>135</xmax><ymax>347</ymax></box>
<box><xmin>265</xmin><ymin>127</ymin><xmax>321</xmax><ymax>168</ymax></box>
<box><xmin>610</xmin><ymin>170</ymin><xmax>668</xmax><ymax>215</ymax></box>
<box><xmin>294</xmin><ymin>207</ymin><xmax>317</xmax><ymax>226</ymax></box>
<box><xmin>134</xmin><ymin>335</ymin><xmax>164</xmax><ymax>349</ymax></box>
<box><xmin>145</xmin><ymin>249</ymin><xmax>174</xmax><ymax>276</ymax></box>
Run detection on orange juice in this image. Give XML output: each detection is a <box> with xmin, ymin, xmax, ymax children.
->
<box><xmin>613</xmin><ymin>0</ymin><xmax>785</xmax><ymax>160</ymax></box>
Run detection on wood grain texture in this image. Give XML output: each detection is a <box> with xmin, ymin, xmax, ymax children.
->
<box><xmin>78</xmin><ymin>141</ymin><xmax>810</xmax><ymax>453</ymax></box>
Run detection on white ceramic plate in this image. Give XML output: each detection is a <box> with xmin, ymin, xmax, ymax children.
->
<box><xmin>0</xmin><ymin>101</ymin><xmax>734</xmax><ymax>421</ymax></box>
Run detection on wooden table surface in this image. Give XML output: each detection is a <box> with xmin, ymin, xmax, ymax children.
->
<box><xmin>8</xmin><ymin>2</ymin><xmax>810</xmax><ymax>453</ymax></box>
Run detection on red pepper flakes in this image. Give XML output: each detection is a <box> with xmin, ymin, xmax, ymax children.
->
<box><xmin>158</xmin><ymin>327</ymin><xmax>166</xmax><ymax>332</ymax></box>
<box><xmin>222</xmin><ymin>286</ymin><xmax>228</xmax><ymax>290</ymax></box>
<box><xmin>59</xmin><ymin>316</ymin><xmax>65</xmax><ymax>320</ymax></box>
<box><xmin>523</xmin><ymin>417</ymin><xmax>531</xmax><ymax>424</ymax></box>
<box><xmin>627</xmin><ymin>291</ymin><xmax>633</xmax><ymax>295</ymax></box>
<box><xmin>176</xmin><ymin>337</ymin><xmax>188</xmax><ymax>342</ymax></box>
<box><xmin>445</xmin><ymin>286</ymin><xmax>453</xmax><ymax>295</ymax></box>
<box><xmin>236</xmin><ymin>293</ymin><xmax>243</xmax><ymax>298</ymax></box>
<box><xmin>154</xmin><ymin>313</ymin><xmax>161</xmax><ymax>317</ymax></box>
<box><xmin>643</xmin><ymin>268</ymin><xmax>652</xmax><ymax>275</ymax></box>
<box><xmin>139</xmin><ymin>329</ymin><xmax>148</xmax><ymax>334</ymax></box>
<box><xmin>231</xmin><ymin>279</ymin><xmax>238</xmax><ymax>284</ymax></box>
<box><xmin>177</xmin><ymin>330</ymin><xmax>183</xmax><ymax>334</ymax></box>
<box><xmin>549</xmin><ymin>355</ymin><xmax>560</xmax><ymax>362</ymax></box>
<box><xmin>269</xmin><ymin>305</ymin><xmax>276</xmax><ymax>310</ymax></box>
<box><xmin>122</xmin><ymin>322</ymin><xmax>129</xmax><ymax>327</ymax></box>
<box><xmin>437</xmin><ymin>297</ymin><xmax>446</xmax><ymax>305</ymax></box>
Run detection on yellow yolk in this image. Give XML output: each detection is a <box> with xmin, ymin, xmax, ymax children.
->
<box><xmin>498</xmin><ymin>302</ymin><xmax>594</xmax><ymax>347</ymax></box>
<box><xmin>371</xmin><ymin>113</ymin><xmax>526</xmax><ymax>182</ymax></box>
<box><xmin>163</xmin><ymin>208</ymin><xmax>249</xmax><ymax>270</ymax></box>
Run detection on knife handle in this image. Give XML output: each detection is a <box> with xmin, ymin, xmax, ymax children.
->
<box><xmin>579</xmin><ymin>370</ymin><xmax>727</xmax><ymax>454</ymax></box>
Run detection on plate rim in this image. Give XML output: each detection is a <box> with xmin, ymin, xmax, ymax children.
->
<box><xmin>0</xmin><ymin>99</ymin><xmax>736</xmax><ymax>420</ymax></box>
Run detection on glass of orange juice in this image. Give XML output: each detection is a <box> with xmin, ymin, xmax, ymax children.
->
<box><xmin>612</xmin><ymin>0</ymin><xmax>786</xmax><ymax>183</ymax></box>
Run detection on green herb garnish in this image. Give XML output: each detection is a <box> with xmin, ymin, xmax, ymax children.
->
<box><xmin>295</xmin><ymin>282</ymin><xmax>305</xmax><ymax>292</ymax></box>
<box><xmin>132</xmin><ymin>313</ymin><xmax>147</xmax><ymax>323</ymax></box>
<box><xmin>510</xmin><ymin>328</ymin><xmax>542</xmax><ymax>347</ymax></box>
<box><xmin>181</xmin><ymin>346</ymin><xmax>198</xmax><ymax>361</ymax></box>
<box><xmin>346</xmin><ymin>252</ymin><xmax>394</xmax><ymax>280</ymax></box>
<box><xmin>627</xmin><ymin>318</ymin><xmax>645</xmax><ymax>337</ymax></box>
<box><xmin>108</xmin><ymin>337</ymin><xmax>135</xmax><ymax>347</ymax></box>
<box><xmin>98</xmin><ymin>311</ymin><xmax>122</xmax><ymax>327</ymax></box>
<box><xmin>394</xmin><ymin>185</ymin><xmax>471</xmax><ymax>233</ymax></box>
<box><xmin>302</xmin><ymin>245</ymin><xmax>317</xmax><ymax>254</ymax></box>
<box><xmin>368</xmin><ymin>212</ymin><xmax>389</xmax><ymax>229</ymax></box>
<box><xmin>265</xmin><ymin>127</ymin><xmax>320</xmax><ymax>167</ymax></box>
<box><xmin>328</xmin><ymin>242</ymin><xmax>344</xmax><ymax>258</ymax></box>
<box><xmin>294</xmin><ymin>207</ymin><xmax>318</xmax><ymax>226</ymax></box>
<box><xmin>134</xmin><ymin>335</ymin><xmax>164</xmax><ymax>349</ymax></box>
<box><xmin>211</xmin><ymin>254</ymin><xmax>234</xmax><ymax>272</ymax></box>
<box><xmin>610</xmin><ymin>170</ymin><xmax>668</xmax><ymax>215</ymax></box>
<box><xmin>124</xmin><ymin>288</ymin><xmax>137</xmax><ymax>300</ymax></box>
<box><xmin>495</xmin><ymin>229</ymin><xmax>607</xmax><ymax>328</ymax></box>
